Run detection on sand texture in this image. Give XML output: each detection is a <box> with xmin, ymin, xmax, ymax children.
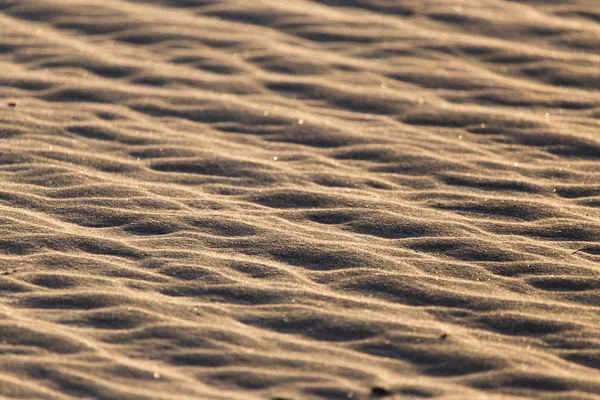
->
<box><xmin>0</xmin><ymin>0</ymin><xmax>600</xmax><ymax>399</ymax></box>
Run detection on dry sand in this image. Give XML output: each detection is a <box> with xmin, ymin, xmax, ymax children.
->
<box><xmin>0</xmin><ymin>0</ymin><xmax>599</xmax><ymax>399</ymax></box>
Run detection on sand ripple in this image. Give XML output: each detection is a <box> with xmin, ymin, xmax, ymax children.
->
<box><xmin>0</xmin><ymin>0</ymin><xmax>599</xmax><ymax>399</ymax></box>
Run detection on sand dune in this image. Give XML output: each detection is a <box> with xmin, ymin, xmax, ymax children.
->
<box><xmin>0</xmin><ymin>0</ymin><xmax>599</xmax><ymax>398</ymax></box>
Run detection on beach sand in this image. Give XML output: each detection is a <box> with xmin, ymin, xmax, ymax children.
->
<box><xmin>0</xmin><ymin>0</ymin><xmax>599</xmax><ymax>399</ymax></box>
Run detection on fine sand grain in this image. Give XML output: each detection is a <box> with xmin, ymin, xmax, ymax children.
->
<box><xmin>0</xmin><ymin>0</ymin><xmax>600</xmax><ymax>399</ymax></box>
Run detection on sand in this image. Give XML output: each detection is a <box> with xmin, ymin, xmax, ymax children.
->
<box><xmin>0</xmin><ymin>0</ymin><xmax>599</xmax><ymax>399</ymax></box>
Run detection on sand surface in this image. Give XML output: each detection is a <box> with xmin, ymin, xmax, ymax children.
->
<box><xmin>1</xmin><ymin>0</ymin><xmax>600</xmax><ymax>399</ymax></box>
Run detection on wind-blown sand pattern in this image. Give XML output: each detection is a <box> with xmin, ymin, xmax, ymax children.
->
<box><xmin>0</xmin><ymin>0</ymin><xmax>599</xmax><ymax>399</ymax></box>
